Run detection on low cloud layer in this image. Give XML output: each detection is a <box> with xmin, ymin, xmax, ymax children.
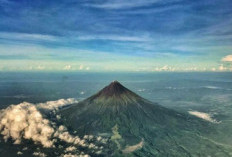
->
<box><xmin>188</xmin><ymin>111</ymin><xmax>219</xmax><ymax>123</ymax></box>
<box><xmin>37</xmin><ymin>98</ymin><xmax>78</xmax><ymax>111</ymax></box>
<box><xmin>0</xmin><ymin>102</ymin><xmax>54</xmax><ymax>147</ymax></box>
<box><xmin>0</xmin><ymin>99</ymin><xmax>107</xmax><ymax>156</ymax></box>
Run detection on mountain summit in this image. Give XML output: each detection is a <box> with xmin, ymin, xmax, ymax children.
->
<box><xmin>95</xmin><ymin>81</ymin><xmax>131</xmax><ymax>97</ymax></box>
<box><xmin>88</xmin><ymin>81</ymin><xmax>141</xmax><ymax>105</ymax></box>
<box><xmin>60</xmin><ymin>81</ymin><xmax>231</xmax><ymax>157</ymax></box>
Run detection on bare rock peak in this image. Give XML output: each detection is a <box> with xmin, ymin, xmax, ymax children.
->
<box><xmin>100</xmin><ymin>81</ymin><xmax>127</xmax><ymax>95</ymax></box>
<box><xmin>92</xmin><ymin>81</ymin><xmax>135</xmax><ymax>98</ymax></box>
<box><xmin>109</xmin><ymin>80</ymin><xmax>122</xmax><ymax>86</ymax></box>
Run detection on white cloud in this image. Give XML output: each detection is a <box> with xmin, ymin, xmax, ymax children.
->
<box><xmin>123</xmin><ymin>4</ymin><xmax>181</xmax><ymax>15</ymax></box>
<box><xmin>219</xmin><ymin>64</ymin><xmax>227</xmax><ymax>71</ymax></box>
<box><xmin>23</xmin><ymin>147</ymin><xmax>28</xmax><ymax>151</ymax></box>
<box><xmin>160</xmin><ymin>65</ymin><xmax>169</xmax><ymax>71</ymax></box>
<box><xmin>62</xmin><ymin>154</ymin><xmax>90</xmax><ymax>157</ymax></box>
<box><xmin>152</xmin><ymin>65</ymin><xmax>176</xmax><ymax>71</ymax></box>
<box><xmin>137</xmin><ymin>89</ymin><xmax>146</xmax><ymax>92</ymax></box>
<box><xmin>37</xmin><ymin>98</ymin><xmax>78</xmax><ymax>111</ymax></box>
<box><xmin>188</xmin><ymin>111</ymin><xmax>219</xmax><ymax>123</ymax></box>
<box><xmin>17</xmin><ymin>151</ymin><xmax>23</xmax><ymax>155</ymax></box>
<box><xmin>62</xmin><ymin>154</ymin><xmax>78</xmax><ymax>157</ymax></box>
<box><xmin>64</xmin><ymin>65</ymin><xmax>72</xmax><ymax>70</ymax></box>
<box><xmin>222</xmin><ymin>55</ymin><xmax>232</xmax><ymax>62</ymax></box>
<box><xmin>0</xmin><ymin>99</ymin><xmax>107</xmax><ymax>156</ymax></box>
<box><xmin>78</xmin><ymin>34</ymin><xmax>151</xmax><ymax>42</ymax></box>
<box><xmin>0</xmin><ymin>32</ymin><xmax>57</xmax><ymax>42</ymax></box>
<box><xmin>0</xmin><ymin>102</ymin><xmax>55</xmax><ymax>147</ymax></box>
<box><xmin>65</xmin><ymin>146</ymin><xmax>77</xmax><ymax>152</ymax></box>
<box><xmin>85</xmin><ymin>0</ymin><xmax>161</xmax><ymax>9</ymax></box>
<box><xmin>33</xmin><ymin>152</ymin><xmax>47</xmax><ymax>157</ymax></box>
<box><xmin>78</xmin><ymin>65</ymin><xmax>90</xmax><ymax>71</ymax></box>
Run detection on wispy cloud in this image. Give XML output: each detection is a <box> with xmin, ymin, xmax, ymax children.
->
<box><xmin>121</xmin><ymin>4</ymin><xmax>182</xmax><ymax>14</ymax></box>
<box><xmin>85</xmin><ymin>0</ymin><xmax>161</xmax><ymax>9</ymax></box>
<box><xmin>77</xmin><ymin>34</ymin><xmax>151</xmax><ymax>42</ymax></box>
<box><xmin>0</xmin><ymin>0</ymin><xmax>232</xmax><ymax>71</ymax></box>
<box><xmin>0</xmin><ymin>0</ymin><xmax>13</xmax><ymax>5</ymax></box>
<box><xmin>0</xmin><ymin>32</ymin><xmax>57</xmax><ymax>41</ymax></box>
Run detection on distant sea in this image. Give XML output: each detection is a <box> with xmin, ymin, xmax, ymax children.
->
<box><xmin>0</xmin><ymin>72</ymin><xmax>232</xmax><ymax>113</ymax></box>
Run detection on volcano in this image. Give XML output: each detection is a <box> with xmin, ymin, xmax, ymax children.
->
<box><xmin>60</xmin><ymin>81</ymin><xmax>232</xmax><ymax>157</ymax></box>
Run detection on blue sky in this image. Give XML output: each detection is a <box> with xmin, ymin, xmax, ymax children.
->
<box><xmin>0</xmin><ymin>0</ymin><xmax>232</xmax><ymax>71</ymax></box>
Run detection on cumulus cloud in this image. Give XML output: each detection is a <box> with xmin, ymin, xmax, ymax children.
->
<box><xmin>0</xmin><ymin>32</ymin><xmax>57</xmax><ymax>42</ymax></box>
<box><xmin>65</xmin><ymin>146</ymin><xmax>77</xmax><ymax>152</ymax></box>
<box><xmin>0</xmin><ymin>99</ymin><xmax>108</xmax><ymax>156</ymax></box>
<box><xmin>222</xmin><ymin>55</ymin><xmax>232</xmax><ymax>62</ymax></box>
<box><xmin>0</xmin><ymin>102</ymin><xmax>55</xmax><ymax>147</ymax></box>
<box><xmin>33</xmin><ymin>152</ymin><xmax>47</xmax><ymax>157</ymax></box>
<box><xmin>37</xmin><ymin>98</ymin><xmax>78</xmax><ymax>111</ymax></box>
<box><xmin>64</xmin><ymin>65</ymin><xmax>72</xmax><ymax>70</ymax></box>
<box><xmin>188</xmin><ymin>111</ymin><xmax>219</xmax><ymax>123</ymax></box>
<box><xmin>62</xmin><ymin>154</ymin><xmax>90</xmax><ymax>157</ymax></box>
<box><xmin>152</xmin><ymin>65</ymin><xmax>176</xmax><ymax>71</ymax></box>
<box><xmin>17</xmin><ymin>151</ymin><xmax>23</xmax><ymax>155</ymax></box>
<box><xmin>219</xmin><ymin>64</ymin><xmax>227</xmax><ymax>71</ymax></box>
<box><xmin>54</xmin><ymin>125</ymin><xmax>90</xmax><ymax>147</ymax></box>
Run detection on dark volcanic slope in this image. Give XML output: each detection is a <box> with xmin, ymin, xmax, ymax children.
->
<box><xmin>60</xmin><ymin>81</ymin><xmax>232</xmax><ymax>157</ymax></box>
<box><xmin>93</xmin><ymin>80</ymin><xmax>133</xmax><ymax>97</ymax></box>
<box><xmin>87</xmin><ymin>81</ymin><xmax>142</xmax><ymax>105</ymax></box>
